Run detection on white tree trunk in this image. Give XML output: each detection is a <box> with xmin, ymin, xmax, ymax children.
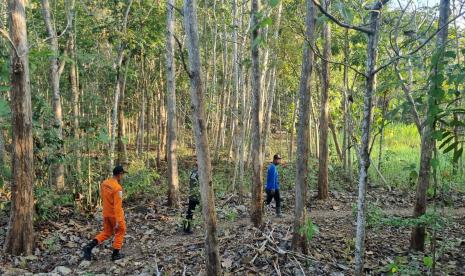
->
<box><xmin>41</xmin><ymin>0</ymin><xmax>64</xmax><ymax>189</ymax></box>
<box><xmin>354</xmin><ymin>1</ymin><xmax>386</xmax><ymax>274</ymax></box>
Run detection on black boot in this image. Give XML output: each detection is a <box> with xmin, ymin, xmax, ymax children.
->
<box><xmin>183</xmin><ymin>219</ymin><xmax>193</xmax><ymax>234</ymax></box>
<box><xmin>111</xmin><ymin>249</ymin><xmax>125</xmax><ymax>261</ymax></box>
<box><xmin>276</xmin><ymin>206</ymin><xmax>282</xmax><ymax>218</ymax></box>
<box><xmin>83</xmin><ymin>239</ymin><xmax>98</xmax><ymax>261</ymax></box>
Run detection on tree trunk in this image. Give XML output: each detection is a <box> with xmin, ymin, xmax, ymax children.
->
<box><xmin>411</xmin><ymin>0</ymin><xmax>450</xmax><ymax>252</ymax></box>
<box><xmin>262</xmin><ymin>2</ymin><xmax>283</xmax><ymax>158</ymax></box>
<box><xmin>166</xmin><ymin>0</ymin><xmax>180</xmax><ymax>207</ymax></box>
<box><xmin>183</xmin><ymin>0</ymin><xmax>222</xmax><ymax>274</ymax></box>
<box><xmin>250</xmin><ymin>0</ymin><xmax>264</xmax><ymax>228</ymax></box>
<box><xmin>354</xmin><ymin>1</ymin><xmax>386</xmax><ymax>274</ymax></box>
<box><xmin>109</xmin><ymin>0</ymin><xmax>133</xmax><ymax>171</ymax></box>
<box><xmin>68</xmin><ymin>0</ymin><xmax>81</xmax><ymax>185</ymax></box>
<box><xmin>117</xmin><ymin>57</ymin><xmax>130</xmax><ymax>166</ymax></box>
<box><xmin>4</xmin><ymin>0</ymin><xmax>35</xmax><ymax>255</ymax></box>
<box><xmin>317</xmin><ymin>0</ymin><xmax>331</xmax><ymax>200</ymax></box>
<box><xmin>288</xmin><ymin>95</ymin><xmax>298</xmax><ymax>161</ymax></box>
<box><xmin>292</xmin><ymin>0</ymin><xmax>315</xmax><ymax>253</ymax></box>
<box><xmin>329</xmin><ymin>118</ymin><xmax>342</xmax><ymax>162</ymax></box>
<box><xmin>342</xmin><ymin>29</ymin><xmax>349</xmax><ymax>173</ymax></box>
<box><xmin>41</xmin><ymin>0</ymin><xmax>64</xmax><ymax>190</ymax></box>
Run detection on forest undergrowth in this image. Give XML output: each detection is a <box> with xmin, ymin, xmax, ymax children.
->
<box><xmin>1</xmin><ymin>154</ymin><xmax>464</xmax><ymax>275</ymax></box>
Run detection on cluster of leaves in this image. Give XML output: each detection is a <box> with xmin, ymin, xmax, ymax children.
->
<box><xmin>122</xmin><ymin>159</ymin><xmax>161</xmax><ymax>199</ymax></box>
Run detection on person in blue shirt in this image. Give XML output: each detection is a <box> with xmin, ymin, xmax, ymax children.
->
<box><xmin>266</xmin><ymin>154</ymin><xmax>282</xmax><ymax>217</ymax></box>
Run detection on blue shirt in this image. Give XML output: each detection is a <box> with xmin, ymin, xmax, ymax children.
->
<box><xmin>266</xmin><ymin>163</ymin><xmax>279</xmax><ymax>190</ymax></box>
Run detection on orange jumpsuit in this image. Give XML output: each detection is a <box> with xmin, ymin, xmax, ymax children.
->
<box><xmin>94</xmin><ymin>178</ymin><xmax>126</xmax><ymax>249</ymax></box>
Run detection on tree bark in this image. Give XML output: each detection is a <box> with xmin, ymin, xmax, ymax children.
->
<box><xmin>109</xmin><ymin>0</ymin><xmax>133</xmax><ymax>170</ymax></box>
<box><xmin>117</xmin><ymin>56</ymin><xmax>130</xmax><ymax>166</ymax></box>
<box><xmin>342</xmin><ymin>29</ymin><xmax>349</xmax><ymax>173</ymax></box>
<box><xmin>166</xmin><ymin>0</ymin><xmax>179</xmax><ymax>207</ymax></box>
<box><xmin>183</xmin><ymin>0</ymin><xmax>222</xmax><ymax>274</ymax></box>
<box><xmin>262</xmin><ymin>2</ymin><xmax>283</xmax><ymax>158</ymax></box>
<box><xmin>354</xmin><ymin>1</ymin><xmax>387</xmax><ymax>274</ymax></box>
<box><xmin>411</xmin><ymin>0</ymin><xmax>450</xmax><ymax>252</ymax></box>
<box><xmin>292</xmin><ymin>0</ymin><xmax>315</xmax><ymax>253</ymax></box>
<box><xmin>317</xmin><ymin>0</ymin><xmax>331</xmax><ymax>200</ymax></box>
<box><xmin>4</xmin><ymin>0</ymin><xmax>35</xmax><ymax>255</ymax></box>
<box><xmin>41</xmin><ymin>0</ymin><xmax>64</xmax><ymax>190</ymax></box>
<box><xmin>250</xmin><ymin>0</ymin><xmax>264</xmax><ymax>228</ymax></box>
<box><xmin>67</xmin><ymin>0</ymin><xmax>81</xmax><ymax>185</ymax></box>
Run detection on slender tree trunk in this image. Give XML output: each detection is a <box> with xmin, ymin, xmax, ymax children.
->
<box><xmin>329</xmin><ymin>118</ymin><xmax>342</xmax><ymax>162</ymax></box>
<box><xmin>250</xmin><ymin>0</ymin><xmax>264</xmax><ymax>228</ymax></box>
<box><xmin>166</xmin><ymin>0</ymin><xmax>180</xmax><ymax>207</ymax></box>
<box><xmin>4</xmin><ymin>0</ymin><xmax>35</xmax><ymax>255</ymax></box>
<box><xmin>317</xmin><ymin>0</ymin><xmax>331</xmax><ymax>200</ymax></box>
<box><xmin>288</xmin><ymin>95</ymin><xmax>298</xmax><ymax>161</ymax></box>
<box><xmin>230</xmin><ymin>0</ymin><xmax>239</xmax><ymax>161</ymax></box>
<box><xmin>354</xmin><ymin>1</ymin><xmax>386</xmax><ymax>274</ymax></box>
<box><xmin>68</xmin><ymin>0</ymin><xmax>81</xmax><ymax>184</ymax></box>
<box><xmin>292</xmin><ymin>0</ymin><xmax>315</xmax><ymax>253</ymax></box>
<box><xmin>411</xmin><ymin>0</ymin><xmax>450</xmax><ymax>252</ymax></box>
<box><xmin>117</xmin><ymin>57</ymin><xmax>130</xmax><ymax>165</ymax></box>
<box><xmin>262</xmin><ymin>2</ymin><xmax>283</xmax><ymax>158</ymax></box>
<box><xmin>377</xmin><ymin>93</ymin><xmax>388</xmax><ymax>171</ymax></box>
<box><xmin>109</xmin><ymin>0</ymin><xmax>133</xmax><ymax>171</ymax></box>
<box><xmin>342</xmin><ymin>29</ymin><xmax>349</xmax><ymax>173</ymax></box>
<box><xmin>41</xmin><ymin>0</ymin><xmax>64</xmax><ymax>189</ymax></box>
<box><xmin>184</xmin><ymin>0</ymin><xmax>221</xmax><ymax>274</ymax></box>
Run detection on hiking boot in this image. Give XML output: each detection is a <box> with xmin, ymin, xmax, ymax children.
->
<box><xmin>276</xmin><ymin>207</ymin><xmax>282</xmax><ymax>218</ymax></box>
<box><xmin>183</xmin><ymin>220</ymin><xmax>193</xmax><ymax>234</ymax></box>
<box><xmin>111</xmin><ymin>249</ymin><xmax>125</xmax><ymax>261</ymax></box>
<box><xmin>83</xmin><ymin>239</ymin><xmax>98</xmax><ymax>261</ymax></box>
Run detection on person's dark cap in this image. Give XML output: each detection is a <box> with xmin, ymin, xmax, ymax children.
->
<box><xmin>273</xmin><ymin>154</ymin><xmax>282</xmax><ymax>160</ymax></box>
<box><xmin>113</xmin><ymin>165</ymin><xmax>128</xmax><ymax>176</ymax></box>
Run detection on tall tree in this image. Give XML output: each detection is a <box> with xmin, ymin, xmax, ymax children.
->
<box><xmin>183</xmin><ymin>0</ymin><xmax>221</xmax><ymax>274</ymax></box>
<box><xmin>250</xmin><ymin>0</ymin><xmax>264</xmax><ymax>228</ymax></box>
<box><xmin>109</xmin><ymin>0</ymin><xmax>133</xmax><ymax>170</ymax></box>
<box><xmin>3</xmin><ymin>0</ymin><xmax>35</xmax><ymax>255</ymax></box>
<box><xmin>41</xmin><ymin>0</ymin><xmax>64</xmax><ymax>189</ymax></box>
<box><xmin>166</xmin><ymin>0</ymin><xmax>179</xmax><ymax>207</ymax></box>
<box><xmin>353</xmin><ymin>1</ymin><xmax>388</xmax><ymax>274</ymax></box>
<box><xmin>317</xmin><ymin>0</ymin><xmax>331</xmax><ymax>200</ymax></box>
<box><xmin>67</xmin><ymin>0</ymin><xmax>81</xmax><ymax>184</ymax></box>
<box><xmin>411</xmin><ymin>0</ymin><xmax>450</xmax><ymax>251</ymax></box>
<box><xmin>292</xmin><ymin>0</ymin><xmax>315</xmax><ymax>253</ymax></box>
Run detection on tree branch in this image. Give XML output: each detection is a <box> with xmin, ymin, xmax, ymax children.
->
<box><xmin>312</xmin><ymin>0</ymin><xmax>372</xmax><ymax>34</ymax></box>
<box><xmin>173</xmin><ymin>34</ymin><xmax>193</xmax><ymax>79</ymax></box>
<box><xmin>0</xmin><ymin>29</ymin><xmax>20</xmax><ymax>57</ymax></box>
<box><xmin>373</xmin><ymin>8</ymin><xmax>465</xmax><ymax>74</ymax></box>
<box><xmin>309</xmin><ymin>42</ymin><xmax>368</xmax><ymax>78</ymax></box>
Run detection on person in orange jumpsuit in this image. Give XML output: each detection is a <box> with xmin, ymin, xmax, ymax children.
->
<box><xmin>83</xmin><ymin>165</ymin><xmax>127</xmax><ymax>261</ymax></box>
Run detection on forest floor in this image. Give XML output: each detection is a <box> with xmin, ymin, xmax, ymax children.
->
<box><xmin>1</xmin><ymin>183</ymin><xmax>465</xmax><ymax>276</ymax></box>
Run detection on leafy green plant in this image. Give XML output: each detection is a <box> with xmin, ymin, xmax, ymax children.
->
<box><xmin>299</xmin><ymin>217</ymin><xmax>319</xmax><ymax>241</ymax></box>
<box><xmin>123</xmin><ymin>160</ymin><xmax>161</xmax><ymax>199</ymax></box>
<box><xmin>352</xmin><ymin>203</ymin><xmax>385</xmax><ymax>229</ymax></box>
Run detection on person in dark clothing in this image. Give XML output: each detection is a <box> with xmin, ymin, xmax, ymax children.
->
<box><xmin>183</xmin><ymin>162</ymin><xmax>200</xmax><ymax>234</ymax></box>
<box><xmin>266</xmin><ymin>154</ymin><xmax>282</xmax><ymax>217</ymax></box>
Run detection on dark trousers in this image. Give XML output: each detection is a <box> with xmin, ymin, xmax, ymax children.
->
<box><xmin>186</xmin><ymin>197</ymin><xmax>200</xmax><ymax>220</ymax></box>
<box><xmin>265</xmin><ymin>189</ymin><xmax>281</xmax><ymax>210</ymax></box>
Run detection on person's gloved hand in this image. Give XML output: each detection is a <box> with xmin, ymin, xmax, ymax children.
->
<box><xmin>270</xmin><ymin>189</ymin><xmax>275</xmax><ymax>196</ymax></box>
